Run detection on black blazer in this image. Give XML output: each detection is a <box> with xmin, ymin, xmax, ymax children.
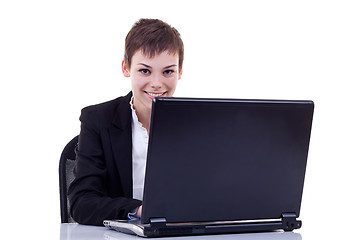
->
<box><xmin>68</xmin><ymin>92</ymin><xmax>142</xmax><ymax>226</ymax></box>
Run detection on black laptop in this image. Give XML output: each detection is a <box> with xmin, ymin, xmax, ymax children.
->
<box><xmin>104</xmin><ymin>97</ymin><xmax>314</xmax><ymax>237</ymax></box>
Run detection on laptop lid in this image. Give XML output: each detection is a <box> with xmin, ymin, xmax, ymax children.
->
<box><xmin>141</xmin><ymin>97</ymin><xmax>314</xmax><ymax>225</ymax></box>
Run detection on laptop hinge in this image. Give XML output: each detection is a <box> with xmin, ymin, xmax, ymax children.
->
<box><xmin>281</xmin><ymin>213</ymin><xmax>302</xmax><ymax>231</ymax></box>
<box><xmin>150</xmin><ymin>218</ymin><xmax>167</xmax><ymax>228</ymax></box>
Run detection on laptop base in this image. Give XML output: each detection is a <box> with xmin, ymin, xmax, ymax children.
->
<box><xmin>104</xmin><ymin>214</ymin><xmax>301</xmax><ymax>238</ymax></box>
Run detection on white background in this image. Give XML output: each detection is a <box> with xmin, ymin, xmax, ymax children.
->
<box><xmin>1</xmin><ymin>0</ymin><xmax>359</xmax><ymax>239</ymax></box>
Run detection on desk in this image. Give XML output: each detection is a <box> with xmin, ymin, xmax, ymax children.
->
<box><xmin>60</xmin><ymin>223</ymin><xmax>302</xmax><ymax>240</ymax></box>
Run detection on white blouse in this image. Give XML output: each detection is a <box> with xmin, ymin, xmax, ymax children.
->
<box><xmin>130</xmin><ymin>97</ymin><xmax>149</xmax><ymax>201</ymax></box>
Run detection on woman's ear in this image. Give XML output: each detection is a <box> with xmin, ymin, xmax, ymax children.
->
<box><xmin>122</xmin><ymin>60</ymin><xmax>130</xmax><ymax>77</ymax></box>
<box><xmin>178</xmin><ymin>69</ymin><xmax>183</xmax><ymax>80</ymax></box>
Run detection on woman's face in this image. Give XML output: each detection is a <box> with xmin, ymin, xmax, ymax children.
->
<box><xmin>122</xmin><ymin>50</ymin><xmax>182</xmax><ymax>112</ymax></box>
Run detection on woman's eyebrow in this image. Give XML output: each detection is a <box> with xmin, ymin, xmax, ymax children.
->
<box><xmin>163</xmin><ymin>64</ymin><xmax>177</xmax><ymax>69</ymax></box>
<box><xmin>138</xmin><ymin>63</ymin><xmax>152</xmax><ymax>68</ymax></box>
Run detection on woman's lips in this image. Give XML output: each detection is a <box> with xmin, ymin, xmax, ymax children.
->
<box><xmin>145</xmin><ymin>91</ymin><xmax>167</xmax><ymax>98</ymax></box>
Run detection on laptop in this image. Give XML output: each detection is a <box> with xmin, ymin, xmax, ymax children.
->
<box><xmin>104</xmin><ymin>97</ymin><xmax>314</xmax><ymax>237</ymax></box>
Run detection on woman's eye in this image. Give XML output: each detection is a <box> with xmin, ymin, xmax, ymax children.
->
<box><xmin>139</xmin><ymin>69</ymin><xmax>150</xmax><ymax>74</ymax></box>
<box><xmin>164</xmin><ymin>70</ymin><xmax>174</xmax><ymax>75</ymax></box>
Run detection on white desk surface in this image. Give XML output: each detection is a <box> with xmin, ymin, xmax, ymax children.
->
<box><xmin>60</xmin><ymin>223</ymin><xmax>302</xmax><ymax>240</ymax></box>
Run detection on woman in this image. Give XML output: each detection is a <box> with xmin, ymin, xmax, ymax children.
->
<box><xmin>68</xmin><ymin>18</ymin><xmax>184</xmax><ymax>226</ymax></box>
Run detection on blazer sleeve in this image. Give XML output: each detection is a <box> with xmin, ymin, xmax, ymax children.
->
<box><xmin>68</xmin><ymin>106</ymin><xmax>141</xmax><ymax>226</ymax></box>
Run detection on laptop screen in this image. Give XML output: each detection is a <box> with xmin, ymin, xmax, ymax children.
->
<box><xmin>141</xmin><ymin>98</ymin><xmax>314</xmax><ymax>224</ymax></box>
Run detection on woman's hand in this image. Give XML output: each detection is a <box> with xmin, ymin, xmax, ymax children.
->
<box><xmin>134</xmin><ymin>205</ymin><xmax>142</xmax><ymax>218</ymax></box>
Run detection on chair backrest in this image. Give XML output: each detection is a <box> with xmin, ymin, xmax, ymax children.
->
<box><xmin>59</xmin><ymin>135</ymin><xmax>78</xmax><ymax>223</ymax></box>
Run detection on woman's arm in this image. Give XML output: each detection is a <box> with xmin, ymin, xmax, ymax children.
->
<box><xmin>68</xmin><ymin>107</ymin><xmax>141</xmax><ymax>226</ymax></box>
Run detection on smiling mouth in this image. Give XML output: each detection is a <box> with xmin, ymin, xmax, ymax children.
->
<box><xmin>145</xmin><ymin>91</ymin><xmax>167</xmax><ymax>98</ymax></box>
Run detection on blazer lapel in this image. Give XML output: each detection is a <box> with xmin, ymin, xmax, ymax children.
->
<box><xmin>109</xmin><ymin>92</ymin><xmax>133</xmax><ymax>198</ymax></box>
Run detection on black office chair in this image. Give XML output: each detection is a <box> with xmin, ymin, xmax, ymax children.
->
<box><xmin>59</xmin><ymin>135</ymin><xmax>78</xmax><ymax>223</ymax></box>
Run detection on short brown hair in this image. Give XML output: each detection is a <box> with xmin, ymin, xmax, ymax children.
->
<box><xmin>124</xmin><ymin>18</ymin><xmax>184</xmax><ymax>71</ymax></box>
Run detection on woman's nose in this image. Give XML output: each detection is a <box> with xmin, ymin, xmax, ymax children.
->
<box><xmin>150</xmin><ymin>76</ymin><xmax>162</xmax><ymax>89</ymax></box>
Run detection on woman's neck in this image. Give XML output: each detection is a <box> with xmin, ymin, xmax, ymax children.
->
<box><xmin>133</xmin><ymin>99</ymin><xmax>151</xmax><ymax>134</ymax></box>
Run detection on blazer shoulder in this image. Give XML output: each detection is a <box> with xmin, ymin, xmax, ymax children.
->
<box><xmin>80</xmin><ymin>92</ymin><xmax>132</xmax><ymax>125</ymax></box>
